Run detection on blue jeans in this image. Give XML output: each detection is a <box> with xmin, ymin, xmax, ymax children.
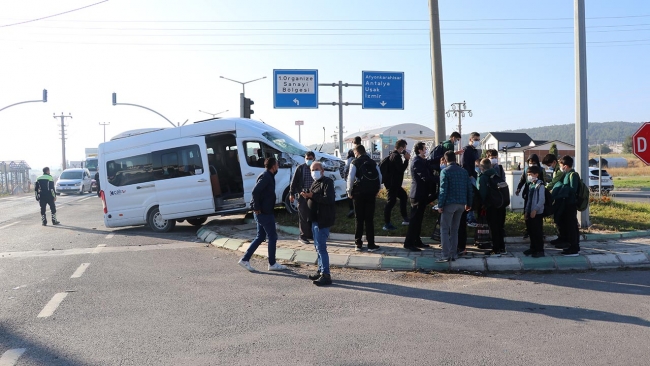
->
<box><xmin>311</xmin><ymin>222</ymin><xmax>330</xmax><ymax>275</ymax></box>
<box><xmin>242</xmin><ymin>213</ymin><xmax>277</xmax><ymax>265</ymax></box>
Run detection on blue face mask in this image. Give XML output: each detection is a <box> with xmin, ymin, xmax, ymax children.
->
<box><xmin>311</xmin><ymin>170</ymin><xmax>322</xmax><ymax>181</ymax></box>
<box><xmin>440</xmin><ymin>164</ymin><xmax>447</xmax><ymax>169</ymax></box>
<box><xmin>306</xmin><ymin>159</ymin><xmax>313</xmax><ymax>166</ymax></box>
<box><xmin>475</xmin><ymin>167</ymin><xmax>480</xmax><ymax>173</ymax></box>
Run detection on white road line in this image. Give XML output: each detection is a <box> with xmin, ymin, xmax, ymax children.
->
<box><xmin>0</xmin><ymin>348</ymin><xmax>26</xmax><ymax>366</ymax></box>
<box><xmin>0</xmin><ymin>222</ymin><xmax>20</xmax><ymax>230</ymax></box>
<box><xmin>77</xmin><ymin>196</ymin><xmax>92</xmax><ymax>202</ymax></box>
<box><xmin>70</xmin><ymin>263</ymin><xmax>90</xmax><ymax>278</ymax></box>
<box><xmin>105</xmin><ymin>233</ymin><xmax>114</xmax><ymax>239</ymax></box>
<box><xmin>37</xmin><ymin>292</ymin><xmax>68</xmax><ymax>318</ymax></box>
<box><xmin>92</xmin><ymin>244</ymin><xmax>106</xmax><ymax>254</ymax></box>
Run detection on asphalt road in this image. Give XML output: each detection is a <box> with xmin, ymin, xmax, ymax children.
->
<box><xmin>610</xmin><ymin>190</ymin><xmax>650</xmax><ymax>203</ymax></box>
<box><xmin>1</xmin><ymin>194</ymin><xmax>649</xmax><ymax>365</ymax></box>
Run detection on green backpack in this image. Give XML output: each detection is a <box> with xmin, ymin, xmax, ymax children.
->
<box><xmin>572</xmin><ymin>172</ymin><xmax>590</xmax><ymax>212</ymax></box>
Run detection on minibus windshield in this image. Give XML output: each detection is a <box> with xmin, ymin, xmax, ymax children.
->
<box><xmin>262</xmin><ymin>131</ymin><xmax>307</xmax><ymax>156</ymax></box>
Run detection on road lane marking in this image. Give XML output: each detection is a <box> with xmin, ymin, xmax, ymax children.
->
<box><xmin>1</xmin><ymin>243</ymin><xmax>203</xmax><ymax>259</ymax></box>
<box><xmin>37</xmin><ymin>292</ymin><xmax>68</xmax><ymax>318</ymax></box>
<box><xmin>105</xmin><ymin>233</ymin><xmax>114</xmax><ymax>239</ymax></box>
<box><xmin>92</xmin><ymin>244</ymin><xmax>107</xmax><ymax>254</ymax></box>
<box><xmin>0</xmin><ymin>348</ymin><xmax>26</xmax><ymax>366</ymax></box>
<box><xmin>0</xmin><ymin>222</ymin><xmax>20</xmax><ymax>230</ymax></box>
<box><xmin>70</xmin><ymin>263</ymin><xmax>90</xmax><ymax>278</ymax></box>
<box><xmin>77</xmin><ymin>197</ymin><xmax>93</xmax><ymax>202</ymax></box>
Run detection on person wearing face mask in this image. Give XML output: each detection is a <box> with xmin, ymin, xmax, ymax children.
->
<box><xmin>488</xmin><ymin>149</ymin><xmax>505</xmax><ymax>179</ymax></box>
<box><xmin>347</xmin><ymin>144</ymin><xmax>382</xmax><ymax>252</ymax></box>
<box><xmin>552</xmin><ymin>155</ymin><xmax>581</xmax><ymax>257</ymax></box>
<box><xmin>383</xmin><ymin>139</ymin><xmax>411</xmax><ymax>231</ymax></box>
<box><xmin>238</xmin><ymin>158</ymin><xmax>288</xmax><ymax>272</ymax></box>
<box><xmin>541</xmin><ymin>153</ymin><xmax>566</xmax><ymax>248</ymax></box>
<box><xmin>301</xmin><ymin>161</ymin><xmax>335</xmax><ymax>286</ymax></box>
<box><xmin>462</xmin><ymin>132</ymin><xmax>482</xmax><ymax>226</ymax></box>
<box><xmin>290</xmin><ymin>151</ymin><xmax>317</xmax><ymax>244</ymax></box>
<box><xmin>515</xmin><ymin>154</ymin><xmax>545</xmax><ymax>239</ymax></box>
<box><xmin>524</xmin><ymin>165</ymin><xmax>546</xmax><ymax>258</ymax></box>
<box><xmin>477</xmin><ymin>158</ymin><xmax>507</xmax><ymax>256</ymax></box>
<box><xmin>404</xmin><ymin>142</ymin><xmax>435</xmax><ymax>251</ymax></box>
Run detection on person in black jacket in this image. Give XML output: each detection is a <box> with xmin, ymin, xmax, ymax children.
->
<box><xmin>94</xmin><ymin>170</ymin><xmax>101</xmax><ymax>197</ymax></box>
<box><xmin>289</xmin><ymin>151</ymin><xmax>316</xmax><ymax>244</ymax></box>
<box><xmin>515</xmin><ymin>154</ymin><xmax>545</xmax><ymax>239</ymax></box>
<box><xmin>301</xmin><ymin>162</ymin><xmax>335</xmax><ymax>286</ymax></box>
<box><xmin>403</xmin><ymin>142</ymin><xmax>434</xmax><ymax>251</ymax></box>
<box><xmin>34</xmin><ymin>167</ymin><xmax>59</xmax><ymax>226</ymax></box>
<box><xmin>347</xmin><ymin>145</ymin><xmax>382</xmax><ymax>252</ymax></box>
<box><xmin>239</xmin><ymin>158</ymin><xmax>288</xmax><ymax>272</ymax></box>
<box><xmin>461</xmin><ymin>132</ymin><xmax>481</xmax><ymax>226</ymax></box>
<box><xmin>383</xmin><ymin>139</ymin><xmax>411</xmax><ymax>231</ymax></box>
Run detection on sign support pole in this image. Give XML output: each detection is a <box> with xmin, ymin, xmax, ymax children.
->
<box><xmin>318</xmin><ymin>81</ymin><xmax>362</xmax><ymax>157</ymax></box>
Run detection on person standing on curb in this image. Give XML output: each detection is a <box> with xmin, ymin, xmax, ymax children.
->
<box><xmin>345</xmin><ymin>136</ymin><xmax>363</xmax><ymax>218</ymax></box>
<box><xmin>403</xmin><ymin>142</ymin><xmax>434</xmax><ymax>251</ymax></box>
<box><xmin>301</xmin><ymin>162</ymin><xmax>335</xmax><ymax>286</ymax></box>
<box><xmin>347</xmin><ymin>144</ymin><xmax>382</xmax><ymax>252</ymax></box>
<box><xmin>438</xmin><ymin>151</ymin><xmax>473</xmax><ymax>262</ymax></box>
<box><xmin>289</xmin><ymin>151</ymin><xmax>316</xmax><ymax>244</ymax></box>
<box><xmin>542</xmin><ymin>153</ymin><xmax>566</xmax><ymax>248</ymax></box>
<box><xmin>35</xmin><ymin>167</ymin><xmax>60</xmax><ymax>226</ymax></box>
<box><xmin>238</xmin><ymin>157</ymin><xmax>288</xmax><ymax>272</ymax></box>
<box><xmin>477</xmin><ymin>158</ymin><xmax>507</xmax><ymax>256</ymax></box>
<box><xmin>461</xmin><ymin>132</ymin><xmax>481</xmax><ymax>227</ymax></box>
<box><xmin>523</xmin><ymin>165</ymin><xmax>546</xmax><ymax>257</ymax></box>
<box><xmin>553</xmin><ymin>155</ymin><xmax>581</xmax><ymax>257</ymax></box>
<box><xmin>382</xmin><ymin>139</ymin><xmax>411</xmax><ymax>231</ymax></box>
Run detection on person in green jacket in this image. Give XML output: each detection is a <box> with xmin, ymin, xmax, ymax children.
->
<box><xmin>476</xmin><ymin>158</ymin><xmax>506</xmax><ymax>256</ymax></box>
<box><xmin>441</xmin><ymin>131</ymin><xmax>463</xmax><ymax>155</ymax></box>
<box><xmin>34</xmin><ymin>167</ymin><xmax>60</xmax><ymax>226</ymax></box>
<box><xmin>542</xmin><ymin>153</ymin><xmax>566</xmax><ymax>247</ymax></box>
<box><xmin>551</xmin><ymin>155</ymin><xmax>581</xmax><ymax>256</ymax></box>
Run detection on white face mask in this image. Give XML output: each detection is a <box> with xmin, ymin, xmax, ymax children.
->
<box><xmin>472</xmin><ymin>140</ymin><xmax>480</xmax><ymax>148</ymax></box>
<box><xmin>527</xmin><ymin>175</ymin><xmax>537</xmax><ymax>183</ymax></box>
<box><xmin>311</xmin><ymin>170</ymin><xmax>322</xmax><ymax>181</ymax></box>
<box><xmin>490</xmin><ymin>158</ymin><xmax>498</xmax><ymax>165</ymax></box>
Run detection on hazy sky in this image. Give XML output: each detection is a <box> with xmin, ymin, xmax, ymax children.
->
<box><xmin>1</xmin><ymin>0</ymin><xmax>649</xmax><ymax>169</ymax></box>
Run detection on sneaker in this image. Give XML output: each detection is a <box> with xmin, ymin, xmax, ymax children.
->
<box><xmin>367</xmin><ymin>245</ymin><xmax>381</xmax><ymax>252</ymax></box>
<box><xmin>347</xmin><ymin>210</ymin><xmax>355</xmax><ymax>218</ymax></box>
<box><xmin>467</xmin><ymin>222</ymin><xmax>478</xmax><ymax>228</ymax></box>
<box><xmin>268</xmin><ymin>263</ymin><xmax>288</xmax><ymax>271</ymax></box>
<box><xmin>401</xmin><ymin>220</ymin><xmax>410</xmax><ymax>226</ymax></box>
<box><xmin>561</xmin><ymin>249</ymin><xmax>579</xmax><ymax>257</ymax></box>
<box><xmin>298</xmin><ymin>238</ymin><xmax>310</xmax><ymax>244</ymax></box>
<box><xmin>382</xmin><ymin>223</ymin><xmax>397</xmax><ymax>231</ymax></box>
<box><xmin>477</xmin><ymin>243</ymin><xmax>493</xmax><ymax>250</ymax></box>
<box><xmin>308</xmin><ymin>271</ymin><xmax>321</xmax><ymax>280</ymax></box>
<box><xmin>487</xmin><ymin>251</ymin><xmax>501</xmax><ymax>257</ymax></box>
<box><xmin>523</xmin><ymin>249</ymin><xmax>533</xmax><ymax>256</ymax></box>
<box><xmin>532</xmin><ymin>251</ymin><xmax>546</xmax><ymax>258</ymax></box>
<box><xmin>550</xmin><ymin>238</ymin><xmax>564</xmax><ymax>245</ymax></box>
<box><xmin>238</xmin><ymin>259</ymin><xmax>255</xmax><ymax>272</ymax></box>
<box><xmin>313</xmin><ymin>274</ymin><xmax>332</xmax><ymax>286</ymax></box>
<box><xmin>554</xmin><ymin>242</ymin><xmax>570</xmax><ymax>249</ymax></box>
<box><xmin>457</xmin><ymin>250</ymin><xmax>468</xmax><ymax>257</ymax></box>
<box><xmin>355</xmin><ymin>246</ymin><xmax>363</xmax><ymax>252</ymax></box>
<box><xmin>403</xmin><ymin>245</ymin><xmax>422</xmax><ymax>252</ymax></box>
<box><xmin>415</xmin><ymin>242</ymin><xmax>430</xmax><ymax>248</ymax></box>
<box><xmin>436</xmin><ymin>257</ymin><xmax>450</xmax><ymax>263</ymax></box>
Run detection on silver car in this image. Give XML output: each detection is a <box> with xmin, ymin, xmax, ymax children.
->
<box><xmin>56</xmin><ymin>168</ymin><xmax>93</xmax><ymax>195</ymax></box>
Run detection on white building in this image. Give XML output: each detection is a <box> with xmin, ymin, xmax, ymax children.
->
<box><xmin>343</xmin><ymin>123</ymin><xmax>435</xmax><ymax>161</ymax></box>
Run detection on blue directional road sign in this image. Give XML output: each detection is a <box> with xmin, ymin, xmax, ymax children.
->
<box><xmin>273</xmin><ymin>69</ymin><xmax>319</xmax><ymax>109</ymax></box>
<box><xmin>361</xmin><ymin>71</ymin><xmax>404</xmax><ymax>110</ymax></box>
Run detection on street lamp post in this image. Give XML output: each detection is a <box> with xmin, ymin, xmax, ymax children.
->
<box><xmin>198</xmin><ymin>109</ymin><xmax>229</xmax><ymax>118</ymax></box>
<box><xmin>219</xmin><ymin>76</ymin><xmax>266</xmax><ymax>117</ymax></box>
<box><xmin>99</xmin><ymin>122</ymin><xmax>110</xmax><ymax>142</ymax></box>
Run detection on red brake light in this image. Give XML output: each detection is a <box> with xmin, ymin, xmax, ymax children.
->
<box><xmin>100</xmin><ymin>190</ymin><xmax>107</xmax><ymax>214</ymax></box>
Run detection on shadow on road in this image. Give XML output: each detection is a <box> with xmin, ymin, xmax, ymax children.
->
<box><xmin>508</xmin><ymin>271</ymin><xmax>650</xmax><ymax>297</ymax></box>
<box><xmin>0</xmin><ymin>324</ymin><xmax>88</xmax><ymax>365</ymax></box>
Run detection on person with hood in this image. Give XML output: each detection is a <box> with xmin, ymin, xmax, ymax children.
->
<box><xmin>476</xmin><ymin>158</ymin><xmax>507</xmax><ymax>256</ymax></box>
<box><xmin>289</xmin><ymin>151</ymin><xmax>316</xmax><ymax>244</ymax></box>
<box><xmin>515</xmin><ymin>154</ymin><xmax>546</xmax><ymax>239</ymax></box>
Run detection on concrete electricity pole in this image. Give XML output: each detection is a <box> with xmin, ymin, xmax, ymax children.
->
<box><xmin>99</xmin><ymin>122</ymin><xmax>110</xmax><ymax>142</ymax></box>
<box><xmin>428</xmin><ymin>0</ymin><xmax>446</xmax><ymax>145</ymax></box>
<box><xmin>53</xmin><ymin>113</ymin><xmax>72</xmax><ymax>170</ymax></box>
<box><xmin>575</xmin><ymin>0</ymin><xmax>590</xmax><ymax>227</ymax></box>
<box><xmin>446</xmin><ymin>101</ymin><xmax>472</xmax><ymax>147</ymax></box>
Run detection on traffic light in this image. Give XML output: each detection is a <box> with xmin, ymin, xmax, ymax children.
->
<box><xmin>243</xmin><ymin>97</ymin><xmax>254</xmax><ymax>118</ymax></box>
<box><xmin>112</xmin><ymin>92</ymin><xmax>117</xmax><ymax>105</ymax></box>
<box><xmin>42</xmin><ymin>89</ymin><xmax>47</xmax><ymax>103</ymax></box>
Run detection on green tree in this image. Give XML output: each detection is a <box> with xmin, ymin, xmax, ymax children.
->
<box><xmin>549</xmin><ymin>143</ymin><xmax>559</xmax><ymax>157</ymax></box>
<box><xmin>623</xmin><ymin>135</ymin><xmax>633</xmax><ymax>153</ymax></box>
<box><xmin>589</xmin><ymin>144</ymin><xmax>612</xmax><ymax>154</ymax></box>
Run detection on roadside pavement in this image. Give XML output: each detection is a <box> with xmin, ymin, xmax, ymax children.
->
<box><xmin>197</xmin><ymin>216</ymin><xmax>650</xmax><ymax>273</ymax></box>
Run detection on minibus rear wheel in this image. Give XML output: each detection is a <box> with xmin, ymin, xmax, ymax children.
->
<box><xmin>187</xmin><ymin>217</ymin><xmax>207</xmax><ymax>226</ymax></box>
<box><xmin>147</xmin><ymin>206</ymin><xmax>176</xmax><ymax>233</ymax></box>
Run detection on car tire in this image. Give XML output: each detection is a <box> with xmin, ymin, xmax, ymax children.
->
<box><xmin>283</xmin><ymin>189</ymin><xmax>298</xmax><ymax>215</ymax></box>
<box><xmin>187</xmin><ymin>217</ymin><xmax>207</xmax><ymax>226</ymax></box>
<box><xmin>147</xmin><ymin>206</ymin><xmax>176</xmax><ymax>233</ymax></box>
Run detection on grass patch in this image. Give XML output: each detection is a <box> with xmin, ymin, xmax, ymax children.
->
<box><xmin>588</xmin><ymin>198</ymin><xmax>650</xmax><ymax>231</ymax></box>
<box><xmin>612</xmin><ymin>176</ymin><xmax>650</xmax><ymax>189</ymax></box>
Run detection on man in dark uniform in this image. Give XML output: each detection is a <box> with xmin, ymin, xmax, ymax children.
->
<box><xmin>94</xmin><ymin>170</ymin><xmax>101</xmax><ymax>197</ymax></box>
<box><xmin>35</xmin><ymin>167</ymin><xmax>60</xmax><ymax>226</ymax></box>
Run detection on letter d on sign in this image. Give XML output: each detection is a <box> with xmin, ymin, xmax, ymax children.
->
<box><xmin>637</xmin><ymin>137</ymin><xmax>647</xmax><ymax>153</ymax></box>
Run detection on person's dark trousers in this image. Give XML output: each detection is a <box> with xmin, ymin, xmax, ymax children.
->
<box><xmin>404</xmin><ymin>198</ymin><xmax>426</xmax><ymax>247</ymax></box>
<box><xmin>349</xmin><ymin>197</ymin><xmax>354</xmax><ymax>211</ymax></box>
<box><xmin>40</xmin><ymin>197</ymin><xmax>56</xmax><ymax>216</ymax></box>
<box><xmin>384</xmin><ymin>186</ymin><xmax>408</xmax><ymax>224</ymax></box>
<box><xmin>242</xmin><ymin>213</ymin><xmax>278</xmax><ymax>265</ymax></box>
<box><xmin>296</xmin><ymin>195</ymin><xmax>313</xmax><ymax>240</ymax></box>
<box><xmin>353</xmin><ymin>195</ymin><xmax>376</xmax><ymax>246</ymax></box>
<box><xmin>457</xmin><ymin>210</ymin><xmax>468</xmax><ymax>252</ymax></box>
<box><xmin>560</xmin><ymin>203</ymin><xmax>580</xmax><ymax>252</ymax></box>
<box><xmin>487</xmin><ymin>207</ymin><xmax>506</xmax><ymax>252</ymax></box>
<box><xmin>526</xmin><ymin>215</ymin><xmax>544</xmax><ymax>253</ymax></box>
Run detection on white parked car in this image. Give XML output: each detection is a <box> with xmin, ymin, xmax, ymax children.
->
<box><xmin>588</xmin><ymin>169</ymin><xmax>614</xmax><ymax>193</ymax></box>
<box><xmin>56</xmin><ymin>168</ymin><xmax>93</xmax><ymax>195</ymax></box>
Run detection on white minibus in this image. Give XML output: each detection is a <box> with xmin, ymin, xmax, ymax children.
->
<box><xmin>98</xmin><ymin>118</ymin><xmax>347</xmax><ymax>232</ymax></box>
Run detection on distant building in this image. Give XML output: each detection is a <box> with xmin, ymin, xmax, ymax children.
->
<box><xmin>481</xmin><ymin>132</ymin><xmax>534</xmax><ymax>151</ymax></box>
<box><xmin>343</xmin><ymin>123</ymin><xmax>435</xmax><ymax>161</ymax></box>
<box><xmin>500</xmin><ymin>140</ymin><xmax>575</xmax><ymax>169</ymax></box>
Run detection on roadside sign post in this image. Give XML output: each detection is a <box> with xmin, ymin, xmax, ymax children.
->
<box><xmin>295</xmin><ymin>120</ymin><xmax>304</xmax><ymax>143</ymax></box>
<box><xmin>632</xmin><ymin>122</ymin><xmax>650</xmax><ymax>165</ymax></box>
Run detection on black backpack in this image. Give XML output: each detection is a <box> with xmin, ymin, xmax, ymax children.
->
<box><xmin>427</xmin><ymin>143</ymin><xmax>446</xmax><ymax>171</ymax></box>
<box><xmin>541</xmin><ymin>188</ymin><xmax>554</xmax><ymax>217</ymax></box>
<box><xmin>353</xmin><ymin>158</ymin><xmax>381</xmax><ymax>196</ymax></box>
<box><xmin>379</xmin><ymin>155</ymin><xmax>390</xmax><ymax>184</ymax></box>
<box><xmin>487</xmin><ymin>173</ymin><xmax>510</xmax><ymax>209</ymax></box>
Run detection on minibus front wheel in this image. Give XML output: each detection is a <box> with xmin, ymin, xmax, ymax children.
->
<box><xmin>147</xmin><ymin>206</ymin><xmax>176</xmax><ymax>233</ymax></box>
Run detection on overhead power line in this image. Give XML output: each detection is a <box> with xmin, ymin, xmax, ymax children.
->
<box><xmin>0</xmin><ymin>0</ymin><xmax>109</xmax><ymax>28</ymax></box>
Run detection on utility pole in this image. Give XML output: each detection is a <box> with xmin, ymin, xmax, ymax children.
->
<box><xmin>575</xmin><ymin>0</ymin><xmax>590</xmax><ymax>227</ymax></box>
<box><xmin>53</xmin><ymin>112</ymin><xmax>72</xmax><ymax>170</ymax></box>
<box><xmin>429</xmin><ymin>0</ymin><xmax>446</xmax><ymax>145</ymax></box>
<box><xmin>446</xmin><ymin>101</ymin><xmax>472</xmax><ymax>147</ymax></box>
<box><xmin>318</xmin><ymin>81</ymin><xmax>361</xmax><ymax>156</ymax></box>
<box><xmin>99</xmin><ymin>122</ymin><xmax>110</xmax><ymax>142</ymax></box>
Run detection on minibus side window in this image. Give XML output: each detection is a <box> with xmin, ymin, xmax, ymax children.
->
<box><xmin>105</xmin><ymin>153</ymin><xmax>153</xmax><ymax>187</ymax></box>
<box><xmin>153</xmin><ymin>144</ymin><xmax>204</xmax><ymax>180</ymax></box>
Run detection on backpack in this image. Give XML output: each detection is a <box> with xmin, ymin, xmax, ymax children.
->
<box><xmin>541</xmin><ymin>187</ymin><xmax>554</xmax><ymax>217</ymax></box>
<box><xmin>353</xmin><ymin>158</ymin><xmax>381</xmax><ymax>196</ymax></box>
<box><xmin>487</xmin><ymin>173</ymin><xmax>510</xmax><ymax>209</ymax></box>
<box><xmin>427</xmin><ymin>143</ymin><xmax>446</xmax><ymax>171</ymax></box>
<box><xmin>573</xmin><ymin>172</ymin><xmax>590</xmax><ymax>212</ymax></box>
<box><xmin>379</xmin><ymin>155</ymin><xmax>390</xmax><ymax>184</ymax></box>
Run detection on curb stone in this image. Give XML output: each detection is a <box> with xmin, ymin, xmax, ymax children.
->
<box><xmin>198</xmin><ymin>226</ymin><xmax>650</xmax><ymax>273</ymax></box>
